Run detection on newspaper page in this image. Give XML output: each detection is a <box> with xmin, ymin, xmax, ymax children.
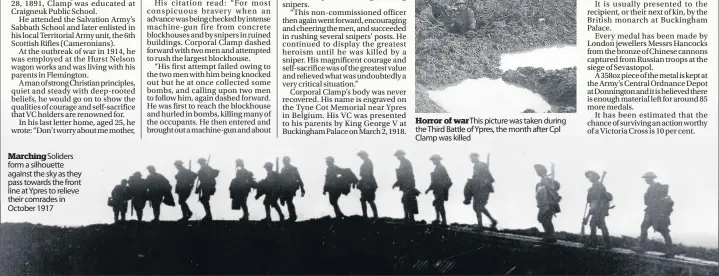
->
<box><xmin>0</xmin><ymin>0</ymin><xmax>717</xmax><ymax>274</ymax></box>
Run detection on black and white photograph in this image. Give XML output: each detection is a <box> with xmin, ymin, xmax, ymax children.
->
<box><xmin>1</xmin><ymin>137</ymin><xmax>717</xmax><ymax>275</ymax></box>
<box><xmin>415</xmin><ymin>0</ymin><xmax>578</xmax><ymax>113</ymax></box>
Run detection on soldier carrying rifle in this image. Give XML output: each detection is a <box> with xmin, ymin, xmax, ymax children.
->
<box><xmin>463</xmin><ymin>153</ymin><xmax>498</xmax><ymax>231</ymax></box>
<box><xmin>195</xmin><ymin>157</ymin><xmax>219</xmax><ymax>221</ymax></box>
<box><xmin>426</xmin><ymin>154</ymin><xmax>452</xmax><ymax>226</ymax></box>
<box><xmin>174</xmin><ymin>160</ymin><xmax>197</xmax><ymax>221</ymax></box>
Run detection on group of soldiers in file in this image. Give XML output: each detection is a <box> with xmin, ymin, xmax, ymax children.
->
<box><xmin>108</xmin><ymin>150</ymin><xmax>676</xmax><ymax>255</ymax></box>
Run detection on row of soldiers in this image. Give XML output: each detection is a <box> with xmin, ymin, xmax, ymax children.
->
<box><xmin>108</xmin><ymin>151</ymin><xmax>676</xmax><ymax>255</ymax></box>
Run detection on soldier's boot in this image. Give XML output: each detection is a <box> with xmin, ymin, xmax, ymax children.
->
<box><xmin>263</xmin><ymin>205</ymin><xmax>273</xmax><ymax>222</ymax></box>
<box><xmin>277</xmin><ymin>209</ymin><xmax>286</xmax><ymax>222</ymax></box>
<box><xmin>440</xmin><ymin>210</ymin><xmax>447</xmax><ymax>226</ymax></box>
<box><xmin>361</xmin><ymin>201</ymin><xmax>368</xmax><ymax>218</ymax></box>
<box><xmin>332</xmin><ymin>204</ymin><xmax>345</xmax><ymax>218</ymax></box>
<box><xmin>241</xmin><ymin>208</ymin><xmax>249</xmax><ymax>221</ymax></box>
<box><xmin>288</xmin><ymin>203</ymin><xmax>298</xmax><ymax>222</ymax></box>
<box><xmin>369</xmin><ymin>202</ymin><xmax>378</xmax><ymax>219</ymax></box>
<box><xmin>136</xmin><ymin>210</ymin><xmax>143</xmax><ymax>221</ymax></box>
<box><xmin>661</xmin><ymin>231</ymin><xmax>675</xmax><ymax>257</ymax></box>
<box><xmin>633</xmin><ymin>231</ymin><xmax>649</xmax><ymax>252</ymax></box>
<box><xmin>489</xmin><ymin>219</ymin><xmax>498</xmax><ymax>230</ymax></box>
<box><xmin>152</xmin><ymin>208</ymin><xmax>160</xmax><ymax>222</ymax></box>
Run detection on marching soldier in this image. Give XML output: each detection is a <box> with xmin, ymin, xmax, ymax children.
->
<box><xmin>392</xmin><ymin>150</ymin><xmax>419</xmax><ymax>222</ymax></box>
<box><xmin>583</xmin><ymin>170</ymin><xmax>612</xmax><ymax>248</ymax></box>
<box><xmin>280</xmin><ymin>156</ymin><xmax>306</xmax><ymax>222</ymax></box>
<box><xmin>463</xmin><ymin>153</ymin><xmax>498</xmax><ymax>231</ymax></box>
<box><xmin>230</xmin><ymin>159</ymin><xmax>255</xmax><ymax>221</ymax></box>
<box><xmin>534</xmin><ymin>164</ymin><xmax>561</xmax><ymax>243</ymax></box>
<box><xmin>109</xmin><ymin>179</ymin><xmax>131</xmax><ymax>222</ymax></box>
<box><xmin>636</xmin><ymin>172</ymin><xmax>675</xmax><ymax>256</ymax></box>
<box><xmin>196</xmin><ymin>157</ymin><xmax>219</xmax><ymax>221</ymax></box>
<box><xmin>174</xmin><ymin>160</ymin><xmax>197</xmax><ymax>221</ymax></box>
<box><xmin>426</xmin><ymin>154</ymin><xmax>452</xmax><ymax>226</ymax></box>
<box><xmin>256</xmin><ymin>162</ymin><xmax>285</xmax><ymax>222</ymax></box>
<box><xmin>323</xmin><ymin>156</ymin><xmax>346</xmax><ymax>218</ymax></box>
<box><xmin>146</xmin><ymin>165</ymin><xmax>172</xmax><ymax>222</ymax></box>
<box><xmin>127</xmin><ymin>171</ymin><xmax>148</xmax><ymax>221</ymax></box>
<box><xmin>356</xmin><ymin>150</ymin><xmax>378</xmax><ymax>219</ymax></box>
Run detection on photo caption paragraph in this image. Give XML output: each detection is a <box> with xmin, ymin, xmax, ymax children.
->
<box><xmin>414</xmin><ymin>116</ymin><xmax>567</xmax><ymax>142</ymax></box>
<box><xmin>8</xmin><ymin>0</ymin><xmax>140</xmax><ymax>136</ymax></box>
<box><xmin>279</xmin><ymin>0</ymin><xmax>410</xmax><ymax>137</ymax></box>
<box><xmin>585</xmin><ymin>0</ymin><xmax>711</xmax><ymax>136</ymax></box>
<box><xmin>5</xmin><ymin>153</ymin><xmax>81</xmax><ymax>213</ymax></box>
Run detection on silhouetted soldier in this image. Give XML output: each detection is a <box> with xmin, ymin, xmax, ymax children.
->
<box><xmin>110</xmin><ymin>179</ymin><xmax>131</xmax><ymax>222</ymax></box>
<box><xmin>196</xmin><ymin>158</ymin><xmax>220</xmax><ymax>221</ymax></box>
<box><xmin>323</xmin><ymin>156</ymin><xmax>346</xmax><ymax>218</ymax></box>
<box><xmin>636</xmin><ymin>172</ymin><xmax>674</xmax><ymax>256</ymax></box>
<box><xmin>256</xmin><ymin>162</ymin><xmax>285</xmax><ymax>222</ymax></box>
<box><xmin>280</xmin><ymin>156</ymin><xmax>306</xmax><ymax>222</ymax></box>
<box><xmin>174</xmin><ymin>160</ymin><xmax>197</xmax><ymax>221</ymax></box>
<box><xmin>146</xmin><ymin>165</ymin><xmax>171</xmax><ymax>222</ymax></box>
<box><xmin>127</xmin><ymin>171</ymin><xmax>148</xmax><ymax>221</ymax></box>
<box><xmin>426</xmin><ymin>154</ymin><xmax>452</xmax><ymax>226</ymax></box>
<box><xmin>357</xmin><ymin>150</ymin><xmax>378</xmax><ymax>219</ymax></box>
<box><xmin>583</xmin><ymin>170</ymin><xmax>612</xmax><ymax>248</ymax></box>
<box><xmin>230</xmin><ymin>159</ymin><xmax>255</xmax><ymax>221</ymax></box>
<box><xmin>463</xmin><ymin>153</ymin><xmax>498</xmax><ymax>231</ymax></box>
<box><xmin>534</xmin><ymin>164</ymin><xmax>561</xmax><ymax>243</ymax></box>
<box><xmin>392</xmin><ymin>150</ymin><xmax>418</xmax><ymax>222</ymax></box>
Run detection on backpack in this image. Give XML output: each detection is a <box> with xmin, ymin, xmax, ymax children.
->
<box><xmin>660</xmin><ymin>184</ymin><xmax>674</xmax><ymax>214</ymax></box>
<box><xmin>338</xmin><ymin>168</ymin><xmax>358</xmax><ymax>195</ymax></box>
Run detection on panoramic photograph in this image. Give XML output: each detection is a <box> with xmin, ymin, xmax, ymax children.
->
<box><xmin>415</xmin><ymin>0</ymin><xmax>578</xmax><ymax>114</ymax></box>
<box><xmin>1</xmin><ymin>136</ymin><xmax>717</xmax><ymax>275</ymax></box>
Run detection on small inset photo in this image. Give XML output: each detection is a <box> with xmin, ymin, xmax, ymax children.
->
<box><xmin>415</xmin><ymin>0</ymin><xmax>577</xmax><ymax>114</ymax></box>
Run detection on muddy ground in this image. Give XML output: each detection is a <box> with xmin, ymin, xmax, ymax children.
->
<box><xmin>415</xmin><ymin>0</ymin><xmax>577</xmax><ymax>113</ymax></box>
<box><xmin>1</xmin><ymin>217</ymin><xmax>716</xmax><ymax>275</ymax></box>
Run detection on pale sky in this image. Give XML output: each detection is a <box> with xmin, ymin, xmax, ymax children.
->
<box><xmin>2</xmin><ymin>135</ymin><xmax>717</xmax><ymax>248</ymax></box>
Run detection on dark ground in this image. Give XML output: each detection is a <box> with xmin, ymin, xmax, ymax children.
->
<box><xmin>415</xmin><ymin>0</ymin><xmax>577</xmax><ymax>113</ymax></box>
<box><xmin>1</xmin><ymin>216</ymin><xmax>716</xmax><ymax>275</ymax></box>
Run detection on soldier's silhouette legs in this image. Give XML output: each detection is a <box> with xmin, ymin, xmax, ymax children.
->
<box><xmin>178</xmin><ymin>193</ymin><xmax>192</xmax><ymax>221</ymax></box>
<box><xmin>285</xmin><ymin>197</ymin><xmax>297</xmax><ymax>221</ymax></box>
<box><xmin>589</xmin><ymin>215</ymin><xmax>611</xmax><ymax>248</ymax></box>
<box><xmin>132</xmin><ymin>199</ymin><xmax>146</xmax><ymax>221</ymax></box>
<box><xmin>537</xmin><ymin>207</ymin><xmax>556</xmax><ymax>242</ymax></box>
<box><xmin>438</xmin><ymin>202</ymin><xmax>447</xmax><ymax>225</ymax></box>
<box><xmin>113</xmin><ymin>210</ymin><xmax>120</xmax><ymax>222</ymax></box>
<box><xmin>264</xmin><ymin>204</ymin><xmax>272</xmax><ymax>221</ymax></box>
<box><xmin>151</xmin><ymin>199</ymin><xmax>162</xmax><ymax>222</ymax></box>
<box><xmin>639</xmin><ymin>214</ymin><xmax>673</xmax><ymax>253</ymax></box>
<box><xmin>432</xmin><ymin>200</ymin><xmax>442</xmax><ymax>224</ymax></box>
<box><xmin>328</xmin><ymin>193</ymin><xmax>345</xmax><ymax>218</ymax></box>
<box><xmin>200</xmin><ymin>195</ymin><xmax>212</xmax><ymax>221</ymax></box>
<box><xmin>273</xmin><ymin>202</ymin><xmax>285</xmax><ymax>221</ymax></box>
<box><xmin>361</xmin><ymin>200</ymin><xmax>368</xmax><ymax>217</ymax></box>
<box><xmin>240</xmin><ymin>202</ymin><xmax>249</xmax><ymax>221</ymax></box>
<box><xmin>360</xmin><ymin>199</ymin><xmax>378</xmax><ymax>218</ymax></box>
<box><xmin>264</xmin><ymin>203</ymin><xmax>284</xmax><ymax>221</ymax></box>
